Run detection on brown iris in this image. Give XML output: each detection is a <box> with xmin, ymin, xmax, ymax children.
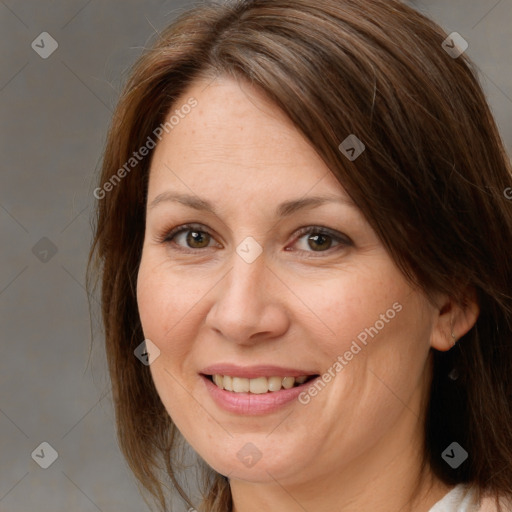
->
<box><xmin>307</xmin><ymin>233</ymin><xmax>332</xmax><ymax>251</ymax></box>
<box><xmin>186</xmin><ymin>230</ymin><xmax>211</xmax><ymax>249</ymax></box>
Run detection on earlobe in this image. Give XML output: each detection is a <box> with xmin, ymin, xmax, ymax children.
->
<box><xmin>430</xmin><ymin>289</ymin><xmax>480</xmax><ymax>352</ymax></box>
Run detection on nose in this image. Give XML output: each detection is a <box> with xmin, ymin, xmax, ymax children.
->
<box><xmin>204</xmin><ymin>247</ymin><xmax>290</xmax><ymax>346</ymax></box>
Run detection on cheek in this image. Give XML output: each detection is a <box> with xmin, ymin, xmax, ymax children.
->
<box><xmin>296</xmin><ymin>264</ymin><xmax>408</xmax><ymax>358</ymax></box>
<box><xmin>136</xmin><ymin>254</ymin><xmax>201</xmax><ymax>353</ymax></box>
<box><xmin>301</xmin><ymin>262</ymin><xmax>433</xmax><ymax>412</ymax></box>
<box><xmin>136</xmin><ymin>257</ymin><xmax>201</xmax><ymax>426</ymax></box>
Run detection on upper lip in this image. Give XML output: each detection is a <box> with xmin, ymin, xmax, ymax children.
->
<box><xmin>200</xmin><ymin>364</ymin><xmax>318</xmax><ymax>379</ymax></box>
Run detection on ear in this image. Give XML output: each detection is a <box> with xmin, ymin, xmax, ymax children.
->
<box><xmin>430</xmin><ymin>288</ymin><xmax>480</xmax><ymax>352</ymax></box>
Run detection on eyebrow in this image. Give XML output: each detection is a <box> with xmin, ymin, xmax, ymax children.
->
<box><xmin>148</xmin><ymin>191</ymin><xmax>355</xmax><ymax>217</ymax></box>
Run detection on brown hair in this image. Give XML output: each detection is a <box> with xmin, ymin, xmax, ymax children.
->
<box><xmin>87</xmin><ymin>0</ymin><xmax>512</xmax><ymax>510</ymax></box>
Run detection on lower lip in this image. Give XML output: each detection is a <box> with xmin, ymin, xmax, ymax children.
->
<box><xmin>201</xmin><ymin>375</ymin><xmax>317</xmax><ymax>415</ymax></box>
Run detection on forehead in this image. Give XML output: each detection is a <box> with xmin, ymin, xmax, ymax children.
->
<box><xmin>148</xmin><ymin>76</ymin><xmax>348</xmax><ymax>202</ymax></box>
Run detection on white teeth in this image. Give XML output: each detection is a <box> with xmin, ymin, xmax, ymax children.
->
<box><xmin>282</xmin><ymin>376</ymin><xmax>295</xmax><ymax>389</ymax></box>
<box><xmin>268</xmin><ymin>376</ymin><xmax>283</xmax><ymax>391</ymax></box>
<box><xmin>232</xmin><ymin>377</ymin><xmax>250</xmax><ymax>393</ymax></box>
<box><xmin>223</xmin><ymin>375</ymin><xmax>233</xmax><ymax>391</ymax></box>
<box><xmin>210</xmin><ymin>374</ymin><xmax>312</xmax><ymax>393</ymax></box>
<box><xmin>249</xmin><ymin>377</ymin><xmax>268</xmax><ymax>394</ymax></box>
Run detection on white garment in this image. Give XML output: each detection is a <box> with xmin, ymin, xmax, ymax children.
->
<box><xmin>427</xmin><ymin>484</ymin><xmax>512</xmax><ymax>512</ymax></box>
<box><xmin>428</xmin><ymin>484</ymin><xmax>480</xmax><ymax>512</ymax></box>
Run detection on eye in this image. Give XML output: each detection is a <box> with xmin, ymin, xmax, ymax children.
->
<box><xmin>289</xmin><ymin>225</ymin><xmax>352</xmax><ymax>255</ymax></box>
<box><xmin>159</xmin><ymin>223</ymin><xmax>219</xmax><ymax>251</ymax></box>
<box><xmin>157</xmin><ymin>223</ymin><xmax>352</xmax><ymax>255</ymax></box>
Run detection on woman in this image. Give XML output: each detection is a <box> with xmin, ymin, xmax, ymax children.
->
<box><xmin>87</xmin><ymin>1</ymin><xmax>512</xmax><ymax>511</ymax></box>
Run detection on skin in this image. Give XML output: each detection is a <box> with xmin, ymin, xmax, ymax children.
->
<box><xmin>136</xmin><ymin>75</ymin><xmax>479</xmax><ymax>512</ymax></box>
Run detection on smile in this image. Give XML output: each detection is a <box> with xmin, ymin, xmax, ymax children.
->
<box><xmin>208</xmin><ymin>374</ymin><xmax>315</xmax><ymax>393</ymax></box>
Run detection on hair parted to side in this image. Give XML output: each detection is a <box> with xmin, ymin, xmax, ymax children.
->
<box><xmin>86</xmin><ymin>0</ymin><xmax>512</xmax><ymax>511</ymax></box>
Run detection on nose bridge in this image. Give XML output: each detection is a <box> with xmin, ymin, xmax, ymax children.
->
<box><xmin>206</xmin><ymin>240</ymin><xmax>288</xmax><ymax>343</ymax></box>
<box><xmin>220</xmin><ymin>231</ymin><xmax>267</xmax><ymax>292</ymax></box>
<box><xmin>225</xmin><ymin>243</ymin><xmax>268</xmax><ymax>309</ymax></box>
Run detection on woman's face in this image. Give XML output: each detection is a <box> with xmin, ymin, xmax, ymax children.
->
<box><xmin>136</xmin><ymin>76</ymin><xmax>441</xmax><ymax>486</ymax></box>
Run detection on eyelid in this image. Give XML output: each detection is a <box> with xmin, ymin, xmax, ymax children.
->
<box><xmin>157</xmin><ymin>223</ymin><xmax>219</xmax><ymax>248</ymax></box>
<box><xmin>292</xmin><ymin>225</ymin><xmax>352</xmax><ymax>246</ymax></box>
<box><xmin>156</xmin><ymin>223</ymin><xmax>352</xmax><ymax>254</ymax></box>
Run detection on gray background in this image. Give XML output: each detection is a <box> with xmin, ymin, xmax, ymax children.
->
<box><xmin>0</xmin><ymin>1</ymin><xmax>510</xmax><ymax>511</ymax></box>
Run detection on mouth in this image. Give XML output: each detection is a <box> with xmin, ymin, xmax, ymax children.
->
<box><xmin>203</xmin><ymin>374</ymin><xmax>319</xmax><ymax>394</ymax></box>
<box><xmin>199</xmin><ymin>364</ymin><xmax>321</xmax><ymax>414</ymax></box>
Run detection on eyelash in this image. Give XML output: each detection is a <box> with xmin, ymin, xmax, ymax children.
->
<box><xmin>156</xmin><ymin>223</ymin><xmax>352</xmax><ymax>257</ymax></box>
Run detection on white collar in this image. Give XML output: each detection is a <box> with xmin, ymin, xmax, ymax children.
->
<box><xmin>428</xmin><ymin>484</ymin><xmax>479</xmax><ymax>512</ymax></box>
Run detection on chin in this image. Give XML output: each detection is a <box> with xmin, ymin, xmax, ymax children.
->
<box><xmin>195</xmin><ymin>437</ymin><xmax>306</xmax><ymax>483</ymax></box>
